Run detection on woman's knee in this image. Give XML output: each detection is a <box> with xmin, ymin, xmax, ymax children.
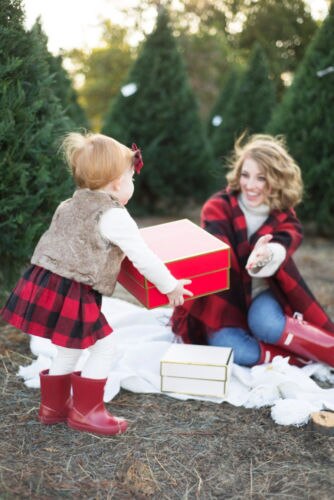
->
<box><xmin>208</xmin><ymin>327</ymin><xmax>260</xmax><ymax>367</ymax></box>
<box><xmin>248</xmin><ymin>291</ymin><xmax>285</xmax><ymax>343</ymax></box>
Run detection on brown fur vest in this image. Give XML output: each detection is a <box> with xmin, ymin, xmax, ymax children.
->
<box><xmin>31</xmin><ymin>189</ymin><xmax>125</xmax><ymax>296</ymax></box>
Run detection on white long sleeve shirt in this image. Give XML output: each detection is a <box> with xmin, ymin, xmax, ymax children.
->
<box><xmin>238</xmin><ymin>194</ymin><xmax>286</xmax><ymax>298</ymax></box>
<box><xmin>99</xmin><ymin>207</ymin><xmax>178</xmax><ymax>295</ymax></box>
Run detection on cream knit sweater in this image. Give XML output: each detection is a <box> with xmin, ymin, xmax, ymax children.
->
<box><xmin>238</xmin><ymin>194</ymin><xmax>286</xmax><ymax>298</ymax></box>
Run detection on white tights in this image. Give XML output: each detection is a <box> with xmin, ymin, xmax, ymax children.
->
<box><xmin>49</xmin><ymin>334</ymin><xmax>116</xmax><ymax>379</ymax></box>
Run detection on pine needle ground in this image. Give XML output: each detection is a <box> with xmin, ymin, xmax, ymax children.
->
<box><xmin>0</xmin><ymin>231</ymin><xmax>333</xmax><ymax>499</ymax></box>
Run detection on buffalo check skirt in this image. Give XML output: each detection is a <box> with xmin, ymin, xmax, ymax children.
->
<box><xmin>0</xmin><ymin>265</ymin><xmax>112</xmax><ymax>349</ymax></box>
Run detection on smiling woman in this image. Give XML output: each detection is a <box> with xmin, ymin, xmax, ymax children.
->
<box><xmin>239</xmin><ymin>159</ymin><xmax>268</xmax><ymax>207</ymax></box>
<box><xmin>171</xmin><ymin>132</ymin><xmax>334</xmax><ymax>368</ymax></box>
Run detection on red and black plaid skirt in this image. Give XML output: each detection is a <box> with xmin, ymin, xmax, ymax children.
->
<box><xmin>0</xmin><ymin>265</ymin><xmax>113</xmax><ymax>349</ymax></box>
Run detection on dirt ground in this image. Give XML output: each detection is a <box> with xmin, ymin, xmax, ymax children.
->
<box><xmin>0</xmin><ymin>214</ymin><xmax>334</xmax><ymax>499</ymax></box>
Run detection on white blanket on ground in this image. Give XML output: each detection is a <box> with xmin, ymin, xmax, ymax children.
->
<box><xmin>18</xmin><ymin>297</ymin><xmax>334</xmax><ymax>427</ymax></box>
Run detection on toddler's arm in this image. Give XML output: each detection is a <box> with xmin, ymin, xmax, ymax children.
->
<box><xmin>99</xmin><ymin>208</ymin><xmax>193</xmax><ymax>305</ymax></box>
<box><xmin>166</xmin><ymin>279</ymin><xmax>193</xmax><ymax>306</ymax></box>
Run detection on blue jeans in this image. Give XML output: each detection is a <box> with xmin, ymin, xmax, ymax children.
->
<box><xmin>207</xmin><ymin>290</ymin><xmax>285</xmax><ymax>366</ymax></box>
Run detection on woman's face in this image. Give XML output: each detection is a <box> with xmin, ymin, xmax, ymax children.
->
<box><xmin>239</xmin><ymin>157</ymin><xmax>268</xmax><ymax>207</ymax></box>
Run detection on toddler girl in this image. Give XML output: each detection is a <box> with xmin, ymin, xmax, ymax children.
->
<box><xmin>1</xmin><ymin>132</ymin><xmax>192</xmax><ymax>435</ymax></box>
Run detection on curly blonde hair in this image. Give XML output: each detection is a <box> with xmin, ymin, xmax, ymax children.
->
<box><xmin>61</xmin><ymin>132</ymin><xmax>135</xmax><ymax>190</ymax></box>
<box><xmin>226</xmin><ymin>133</ymin><xmax>303</xmax><ymax>210</ymax></box>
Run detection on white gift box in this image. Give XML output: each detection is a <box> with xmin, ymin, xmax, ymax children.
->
<box><xmin>160</xmin><ymin>344</ymin><xmax>233</xmax><ymax>398</ymax></box>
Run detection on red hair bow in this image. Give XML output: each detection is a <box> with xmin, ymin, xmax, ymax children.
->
<box><xmin>131</xmin><ymin>143</ymin><xmax>144</xmax><ymax>174</ymax></box>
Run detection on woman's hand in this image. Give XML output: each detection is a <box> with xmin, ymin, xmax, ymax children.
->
<box><xmin>246</xmin><ymin>234</ymin><xmax>273</xmax><ymax>271</ymax></box>
<box><xmin>167</xmin><ymin>279</ymin><xmax>193</xmax><ymax>307</ymax></box>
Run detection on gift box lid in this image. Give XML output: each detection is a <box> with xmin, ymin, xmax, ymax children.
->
<box><xmin>160</xmin><ymin>344</ymin><xmax>233</xmax><ymax>381</ymax></box>
<box><xmin>140</xmin><ymin>219</ymin><xmax>228</xmax><ymax>262</ymax></box>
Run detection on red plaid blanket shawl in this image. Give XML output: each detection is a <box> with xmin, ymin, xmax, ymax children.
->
<box><xmin>171</xmin><ymin>190</ymin><xmax>334</xmax><ymax>344</ymax></box>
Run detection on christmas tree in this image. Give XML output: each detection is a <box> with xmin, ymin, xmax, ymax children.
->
<box><xmin>103</xmin><ymin>8</ymin><xmax>214</xmax><ymax>214</ymax></box>
<box><xmin>268</xmin><ymin>3</ymin><xmax>334</xmax><ymax>233</ymax></box>
<box><xmin>211</xmin><ymin>43</ymin><xmax>276</xmax><ymax>163</ymax></box>
<box><xmin>31</xmin><ymin>20</ymin><xmax>89</xmax><ymax>129</ymax></box>
<box><xmin>0</xmin><ymin>0</ymin><xmax>73</xmax><ymax>295</ymax></box>
<box><xmin>207</xmin><ymin>68</ymin><xmax>241</xmax><ymax>140</ymax></box>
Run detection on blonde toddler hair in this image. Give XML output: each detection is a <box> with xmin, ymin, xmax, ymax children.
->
<box><xmin>226</xmin><ymin>134</ymin><xmax>303</xmax><ymax>210</ymax></box>
<box><xmin>61</xmin><ymin>132</ymin><xmax>135</xmax><ymax>190</ymax></box>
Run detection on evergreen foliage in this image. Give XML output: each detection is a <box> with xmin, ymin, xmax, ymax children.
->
<box><xmin>0</xmin><ymin>0</ymin><xmax>73</xmax><ymax>296</ymax></box>
<box><xmin>119</xmin><ymin>0</ymin><xmax>318</xmax><ymax>114</ymax></box>
<box><xmin>211</xmin><ymin>43</ymin><xmax>276</xmax><ymax>163</ymax></box>
<box><xmin>47</xmin><ymin>54</ymin><xmax>89</xmax><ymax>129</ymax></box>
<box><xmin>267</xmin><ymin>3</ymin><xmax>334</xmax><ymax>234</ymax></box>
<box><xmin>67</xmin><ymin>21</ymin><xmax>134</xmax><ymax>131</ymax></box>
<box><xmin>178</xmin><ymin>26</ymin><xmax>240</xmax><ymax>118</ymax></box>
<box><xmin>207</xmin><ymin>67</ymin><xmax>241</xmax><ymax>139</ymax></box>
<box><xmin>33</xmin><ymin>20</ymin><xmax>89</xmax><ymax>129</ymax></box>
<box><xmin>102</xmin><ymin>8</ymin><xmax>215</xmax><ymax>214</ymax></box>
<box><xmin>237</xmin><ymin>0</ymin><xmax>317</xmax><ymax>94</ymax></box>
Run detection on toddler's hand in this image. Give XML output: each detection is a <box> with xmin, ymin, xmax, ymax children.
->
<box><xmin>246</xmin><ymin>234</ymin><xmax>273</xmax><ymax>271</ymax></box>
<box><xmin>167</xmin><ymin>279</ymin><xmax>193</xmax><ymax>307</ymax></box>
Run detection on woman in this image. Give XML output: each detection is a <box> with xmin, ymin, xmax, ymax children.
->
<box><xmin>171</xmin><ymin>134</ymin><xmax>334</xmax><ymax>367</ymax></box>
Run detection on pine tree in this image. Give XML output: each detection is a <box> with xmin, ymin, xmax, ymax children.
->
<box><xmin>0</xmin><ymin>0</ymin><xmax>73</xmax><ymax>296</ymax></box>
<box><xmin>237</xmin><ymin>0</ymin><xmax>317</xmax><ymax>96</ymax></box>
<box><xmin>32</xmin><ymin>20</ymin><xmax>89</xmax><ymax>129</ymax></box>
<box><xmin>48</xmin><ymin>54</ymin><xmax>89</xmax><ymax>129</ymax></box>
<box><xmin>211</xmin><ymin>43</ymin><xmax>276</xmax><ymax>162</ymax></box>
<box><xmin>102</xmin><ymin>8</ymin><xmax>215</xmax><ymax>214</ymax></box>
<box><xmin>67</xmin><ymin>21</ymin><xmax>134</xmax><ymax>132</ymax></box>
<box><xmin>207</xmin><ymin>68</ymin><xmax>241</xmax><ymax>139</ymax></box>
<box><xmin>267</xmin><ymin>3</ymin><xmax>334</xmax><ymax>234</ymax></box>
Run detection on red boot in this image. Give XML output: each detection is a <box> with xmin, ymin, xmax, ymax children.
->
<box><xmin>257</xmin><ymin>341</ymin><xmax>311</xmax><ymax>367</ymax></box>
<box><xmin>275</xmin><ymin>313</ymin><xmax>334</xmax><ymax>367</ymax></box>
<box><xmin>67</xmin><ymin>372</ymin><xmax>128</xmax><ymax>435</ymax></box>
<box><xmin>38</xmin><ymin>369</ymin><xmax>72</xmax><ymax>424</ymax></box>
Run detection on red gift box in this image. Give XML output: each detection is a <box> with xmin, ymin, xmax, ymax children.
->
<box><xmin>117</xmin><ymin>218</ymin><xmax>230</xmax><ymax>309</ymax></box>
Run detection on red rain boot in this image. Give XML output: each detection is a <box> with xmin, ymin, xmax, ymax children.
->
<box><xmin>275</xmin><ymin>313</ymin><xmax>334</xmax><ymax>367</ymax></box>
<box><xmin>38</xmin><ymin>369</ymin><xmax>72</xmax><ymax>424</ymax></box>
<box><xmin>67</xmin><ymin>372</ymin><xmax>128</xmax><ymax>435</ymax></box>
<box><xmin>257</xmin><ymin>341</ymin><xmax>311</xmax><ymax>367</ymax></box>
